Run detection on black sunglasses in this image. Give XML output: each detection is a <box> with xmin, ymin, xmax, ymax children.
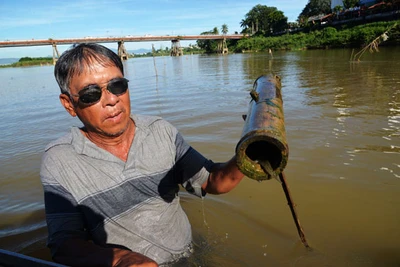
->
<box><xmin>70</xmin><ymin>77</ymin><xmax>129</xmax><ymax>105</ymax></box>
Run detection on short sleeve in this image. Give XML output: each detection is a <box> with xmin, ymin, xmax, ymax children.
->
<box><xmin>173</xmin><ymin>132</ymin><xmax>214</xmax><ymax>197</ymax></box>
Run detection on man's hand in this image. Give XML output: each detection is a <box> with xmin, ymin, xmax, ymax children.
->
<box><xmin>113</xmin><ymin>249</ymin><xmax>158</xmax><ymax>267</ymax></box>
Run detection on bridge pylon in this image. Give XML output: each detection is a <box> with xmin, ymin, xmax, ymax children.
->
<box><xmin>170</xmin><ymin>39</ymin><xmax>183</xmax><ymax>56</ymax></box>
<box><xmin>217</xmin><ymin>38</ymin><xmax>228</xmax><ymax>54</ymax></box>
<box><xmin>52</xmin><ymin>43</ymin><xmax>60</xmax><ymax>65</ymax></box>
<box><xmin>118</xmin><ymin>41</ymin><xmax>129</xmax><ymax>61</ymax></box>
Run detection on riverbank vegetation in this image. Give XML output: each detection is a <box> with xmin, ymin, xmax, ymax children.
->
<box><xmin>231</xmin><ymin>20</ymin><xmax>400</xmax><ymax>52</ymax></box>
<box><xmin>0</xmin><ymin>57</ymin><xmax>53</xmax><ymax>68</ymax></box>
<box><xmin>132</xmin><ymin>45</ymin><xmax>204</xmax><ymax>58</ymax></box>
<box><xmin>197</xmin><ymin>1</ymin><xmax>400</xmax><ymax>53</ymax></box>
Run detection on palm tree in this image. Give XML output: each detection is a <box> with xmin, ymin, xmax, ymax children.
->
<box><xmin>221</xmin><ymin>24</ymin><xmax>228</xmax><ymax>35</ymax></box>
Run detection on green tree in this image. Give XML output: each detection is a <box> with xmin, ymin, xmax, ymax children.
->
<box><xmin>297</xmin><ymin>15</ymin><xmax>309</xmax><ymax>27</ymax></box>
<box><xmin>240</xmin><ymin>4</ymin><xmax>288</xmax><ymax>35</ymax></box>
<box><xmin>221</xmin><ymin>24</ymin><xmax>228</xmax><ymax>35</ymax></box>
<box><xmin>268</xmin><ymin>10</ymin><xmax>288</xmax><ymax>33</ymax></box>
<box><xmin>333</xmin><ymin>5</ymin><xmax>344</xmax><ymax>13</ymax></box>
<box><xmin>288</xmin><ymin>22</ymin><xmax>299</xmax><ymax>29</ymax></box>
<box><xmin>197</xmin><ymin>27</ymin><xmax>219</xmax><ymax>53</ymax></box>
<box><xmin>298</xmin><ymin>0</ymin><xmax>331</xmax><ymax>20</ymax></box>
<box><xmin>342</xmin><ymin>0</ymin><xmax>359</xmax><ymax>8</ymax></box>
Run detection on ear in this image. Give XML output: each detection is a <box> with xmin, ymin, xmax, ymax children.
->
<box><xmin>59</xmin><ymin>94</ymin><xmax>77</xmax><ymax>117</ymax></box>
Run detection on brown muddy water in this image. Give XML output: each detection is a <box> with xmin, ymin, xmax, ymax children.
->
<box><xmin>0</xmin><ymin>47</ymin><xmax>399</xmax><ymax>266</ymax></box>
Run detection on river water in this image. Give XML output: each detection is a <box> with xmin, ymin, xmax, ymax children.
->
<box><xmin>0</xmin><ymin>47</ymin><xmax>399</xmax><ymax>266</ymax></box>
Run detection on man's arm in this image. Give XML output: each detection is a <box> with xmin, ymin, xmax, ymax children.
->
<box><xmin>53</xmin><ymin>238</ymin><xmax>158</xmax><ymax>267</ymax></box>
<box><xmin>201</xmin><ymin>156</ymin><xmax>244</xmax><ymax>194</ymax></box>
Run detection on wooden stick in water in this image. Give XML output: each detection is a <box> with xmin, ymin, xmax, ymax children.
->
<box><xmin>258</xmin><ymin>160</ymin><xmax>310</xmax><ymax>248</ymax></box>
<box><xmin>279</xmin><ymin>171</ymin><xmax>310</xmax><ymax>249</ymax></box>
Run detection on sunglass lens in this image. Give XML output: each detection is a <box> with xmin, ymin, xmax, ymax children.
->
<box><xmin>108</xmin><ymin>78</ymin><xmax>129</xmax><ymax>95</ymax></box>
<box><xmin>79</xmin><ymin>86</ymin><xmax>102</xmax><ymax>104</ymax></box>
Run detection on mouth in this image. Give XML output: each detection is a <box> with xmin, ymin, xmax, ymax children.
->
<box><xmin>105</xmin><ymin>110</ymin><xmax>123</xmax><ymax>122</ymax></box>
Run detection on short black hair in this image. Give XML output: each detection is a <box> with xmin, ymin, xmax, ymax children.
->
<box><xmin>54</xmin><ymin>43</ymin><xmax>124</xmax><ymax>94</ymax></box>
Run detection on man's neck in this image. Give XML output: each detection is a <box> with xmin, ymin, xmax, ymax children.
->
<box><xmin>83</xmin><ymin>119</ymin><xmax>135</xmax><ymax>162</ymax></box>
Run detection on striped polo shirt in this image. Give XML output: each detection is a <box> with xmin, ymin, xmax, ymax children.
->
<box><xmin>40</xmin><ymin>114</ymin><xmax>213</xmax><ymax>264</ymax></box>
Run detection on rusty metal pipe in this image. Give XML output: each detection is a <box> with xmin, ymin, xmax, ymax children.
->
<box><xmin>236</xmin><ymin>74</ymin><xmax>288</xmax><ymax>181</ymax></box>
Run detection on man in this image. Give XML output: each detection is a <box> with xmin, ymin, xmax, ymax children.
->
<box><xmin>40</xmin><ymin>43</ymin><xmax>244</xmax><ymax>267</ymax></box>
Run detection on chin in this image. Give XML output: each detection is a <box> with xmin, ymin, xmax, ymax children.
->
<box><xmin>103</xmin><ymin>120</ymin><xmax>131</xmax><ymax>137</ymax></box>
<box><xmin>101</xmin><ymin>125</ymin><xmax>126</xmax><ymax>137</ymax></box>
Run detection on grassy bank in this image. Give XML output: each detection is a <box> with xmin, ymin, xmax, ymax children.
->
<box><xmin>234</xmin><ymin>20</ymin><xmax>400</xmax><ymax>52</ymax></box>
<box><xmin>0</xmin><ymin>57</ymin><xmax>53</xmax><ymax>68</ymax></box>
<box><xmin>133</xmin><ymin>47</ymin><xmax>205</xmax><ymax>58</ymax></box>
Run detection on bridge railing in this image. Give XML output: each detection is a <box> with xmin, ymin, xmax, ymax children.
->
<box><xmin>0</xmin><ymin>34</ymin><xmax>247</xmax><ymax>48</ymax></box>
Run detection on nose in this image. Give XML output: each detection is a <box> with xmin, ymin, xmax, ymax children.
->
<box><xmin>101</xmin><ymin>87</ymin><xmax>119</xmax><ymax>106</ymax></box>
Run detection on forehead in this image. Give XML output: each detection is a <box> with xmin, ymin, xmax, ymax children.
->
<box><xmin>70</xmin><ymin>56</ymin><xmax>118</xmax><ymax>78</ymax></box>
<box><xmin>70</xmin><ymin>61</ymin><xmax>122</xmax><ymax>85</ymax></box>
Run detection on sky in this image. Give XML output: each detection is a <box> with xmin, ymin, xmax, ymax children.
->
<box><xmin>0</xmin><ymin>0</ymin><xmax>309</xmax><ymax>58</ymax></box>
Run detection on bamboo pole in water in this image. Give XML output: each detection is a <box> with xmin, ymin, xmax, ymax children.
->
<box><xmin>151</xmin><ymin>44</ymin><xmax>158</xmax><ymax>78</ymax></box>
<box><xmin>236</xmin><ymin>74</ymin><xmax>309</xmax><ymax>248</ymax></box>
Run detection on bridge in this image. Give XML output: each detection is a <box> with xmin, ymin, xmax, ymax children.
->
<box><xmin>0</xmin><ymin>34</ymin><xmax>247</xmax><ymax>62</ymax></box>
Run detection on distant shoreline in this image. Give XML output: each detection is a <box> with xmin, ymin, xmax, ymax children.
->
<box><xmin>0</xmin><ymin>57</ymin><xmax>53</xmax><ymax>68</ymax></box>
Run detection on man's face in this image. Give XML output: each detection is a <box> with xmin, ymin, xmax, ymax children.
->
<box><xmin>60</xmin><ymin>61</ymin><xmax>132</xmax><ymax>138</ymax></box>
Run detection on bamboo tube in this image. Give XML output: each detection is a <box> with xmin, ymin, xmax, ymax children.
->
<box><xmin>236</xmin><ymin>74</ymin><xmax>310</xmax><ymax>248</ymax></box>
<box><xmin>236</xmin><ymin>74</ymin><xmax>288</xmax><ymax>181</ymax></box>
